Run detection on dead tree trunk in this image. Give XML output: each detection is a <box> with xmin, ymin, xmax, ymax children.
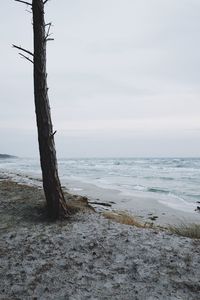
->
<box><xmin>14</xmin><ymin>0</ymin><xmax>69</xmax><ymax>219</ymax></box>
<box><xmin>32</xmin><ymin>0</ymin><xmax>68</xmax><ymax>219</ymax></box>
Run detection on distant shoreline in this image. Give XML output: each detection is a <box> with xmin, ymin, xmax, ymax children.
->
<box><xmin>0</xmin><ymin>154</ymin><xmax>17</xmax><ymax>159</ymax></box>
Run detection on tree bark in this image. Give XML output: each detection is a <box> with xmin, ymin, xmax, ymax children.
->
<box><xmin>32</xmin><ymin>0</ymin><xmax>68</xmax><ymax>219</ymax></box>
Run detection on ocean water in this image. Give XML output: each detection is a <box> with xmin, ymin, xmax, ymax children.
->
<box><xmin>0</xmin><ymin>157</ymin><xmax>200</xmax><ymax>213</ymax></box>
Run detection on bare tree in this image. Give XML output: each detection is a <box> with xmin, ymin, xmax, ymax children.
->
<box><xmin>13</xmin><ymin>0</ymin><xmax>69</xmax><ymax>219</ymax></box>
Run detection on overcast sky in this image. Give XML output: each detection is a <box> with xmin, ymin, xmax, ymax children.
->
<box><xmin>1</xmin><ymin>0</ymin><xmax>200</xmax><ymax>157</ymax></box>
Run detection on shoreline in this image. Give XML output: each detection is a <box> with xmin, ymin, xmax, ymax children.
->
<box><xmin>64</xmin><ymin>178</ymin><xmax>200</xmax><ymax>226</ymax></box>
<box><xmin>0</xmin><ymin>169</ymin><xmax>200</xmax><ymax>226</ymax></box>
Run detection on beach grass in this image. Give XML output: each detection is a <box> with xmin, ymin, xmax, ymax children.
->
<box><xmin>169</xmin><ymin>223</ymin><xmax>200</xmax><ymax>239</ymax></box>
<box><xmin>102</xmin><ymin>210</ymin><xmax>150</xmax><ymax>228</ymax></box>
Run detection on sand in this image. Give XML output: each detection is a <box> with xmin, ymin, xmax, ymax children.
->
<box><xmin>64</xmin><ymin>178</ymin><xmax>200</xmax><ymax>226</ymax></box>
<box><xmin>0</xmin><ymin>179</ymin><xmax>200</xmax><ymax>299</ymax></box>
<box><xmin>1</xmin><ymin>169</ymin><xmax>200</xmax><ymax>226</ymax></box>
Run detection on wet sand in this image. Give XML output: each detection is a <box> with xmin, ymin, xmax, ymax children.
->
<box><xmin>65</xmin><ymin>178</ymin><xmax>200</xmax><ymax>226</ymax></box>
<box><xmin>1</xmin><ymin>170</ymin><xmax>199</xmax><ymax>226</ymax></box>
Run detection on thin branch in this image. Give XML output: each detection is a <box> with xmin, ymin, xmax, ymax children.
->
<box><xmin>14</xmin><ymin>0</ymin><xmax>32</xmax><ymax>6</ymax></box>
<box><xmin>45</xmin><ymin>22</ymin><xmax>52</xmax><ymax>27</ymax></box>
<box><xmin>45</xmin><ymin>22</ymin><xmax>54</xmax><ymax>42</ymax></box>
<box><xmin>43</xmin><ymin>0</ymin><xmax>50</xmax><ymax>4</ymax></box>
<box><xmin>45</xmin><ymin>23</ymin><xmax>52</xmax><ymax>38</ymax></box>
<box><xmin>12</xmin><ymin>44</ymin><xmax>33</xmax><ymax>57</ymax></box>
<box><xmin>50</xmin><ymin>130</ymin><xmax>57</xmax><ymax>138</ymax></box>
<box><xmin>19</xmin><ymin>53</ymin><xmax>33</xmax><ymax>64</ymax></box>
<box><xmin>25</xmin><ymin>8</ymin><xmax>32</xmax><ymax>14</ymax></box>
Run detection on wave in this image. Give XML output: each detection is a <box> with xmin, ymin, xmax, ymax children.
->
<box><xmin>1</xmin><ymin>157</ymin><xmax>200</xmax><ymax>206</ymax></box>
<box><xmin>147</xmin><ymin>187</ymin><xmax>169</xmax><ymax>194</ymax></box>
<box><xmin>159</xmin><ymin>177</ymin><xmax>174</xmax><ymax>181</ymax></box>
<box><xmin>132</xmin><ymin>185</ymin><xmax>147</xmax><ymax>191</ymax></box>
<box><xmin>144</xmin><ymin>176</ymin><xmax>174</xmax><ymax>181</ymax></box>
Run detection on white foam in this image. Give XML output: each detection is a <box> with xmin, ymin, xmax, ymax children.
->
<box><xmin>159</xmin><ymin>196</ymin><xmax>196</xmax><ymax>213</ymax></box>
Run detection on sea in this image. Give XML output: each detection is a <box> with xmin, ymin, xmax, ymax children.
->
<box><xmin>0</xmin><ymin>157</ymin><xmax>200</xmax><ymax>214</ymax></box>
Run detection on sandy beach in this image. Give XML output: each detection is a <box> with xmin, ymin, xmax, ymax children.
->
<box><xmin>2</xmin><ymin>0</ymin><xmax>200</xmax><ymax>297</ymax></box>
<box><xmin>1</xmin><ymin>169</ymin><xmax>200</xmax><ymax>227</ymax></box>
<box><xmin>65</xmin><ymin>178</ymin><xmax>200</xmax><ymax>227</ymax></box>
<box><xmin>0</xmin><ymin>177</ymin><xmax>200</xmax><ymax>299</ymax></box>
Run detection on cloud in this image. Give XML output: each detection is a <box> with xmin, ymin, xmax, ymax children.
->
<box><xmin>1</xmin><ymin>0</ymin><xmax>200</xmax><ymax>156</ymax></box>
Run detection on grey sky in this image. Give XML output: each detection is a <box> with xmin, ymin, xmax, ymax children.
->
<box><xmin>1</xmin><ymin>0</ymin><xmax>200</xmax><ymax>157</ymax></box>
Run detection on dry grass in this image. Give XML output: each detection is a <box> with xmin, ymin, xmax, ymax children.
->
<box><xmin>169</xmin><ymin>223</ymin><xmax>200</xmax><ymax>239</ymax></box>
<box><xmin>102</xmin><ymin>211</ymin><xmax>149</xmax><ymax>228</ymax></box>
<box><xmin>66</xmin><ymin>195</ymin><xmax>95</xmax><ymax>213</ymax></box>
